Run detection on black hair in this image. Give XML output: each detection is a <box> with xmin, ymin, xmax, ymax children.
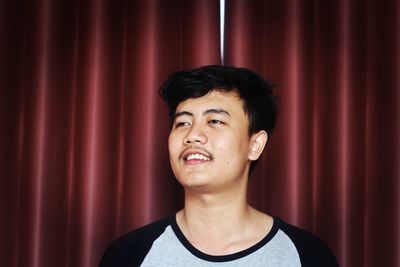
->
<box><xmin>159</xmin><ymin>65</ymin><xmax>278</xmax><ymax>135</ymax></box>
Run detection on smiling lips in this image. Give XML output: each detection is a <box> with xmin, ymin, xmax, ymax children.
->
<box><xmin>186</xmin><ymin>153</ymin><xmax>211</xmax><ymax>161</ymax></box>
<box><xmin>181</xmin><ymin>149</ymin><xmax>212</xmax><ymax>164</ymax></box>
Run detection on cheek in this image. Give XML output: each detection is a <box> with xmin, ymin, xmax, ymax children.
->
<box><xmin>216</xmin><ymin>132</ymin><xmax>247</xmax><ymax>151</ymax></box>
<box><xmin>214</xmin><ymin>137</ymin><xmax>241</xmax><ymax>162</ymax></box>
<box><xmin>219</xmin><ymin>135</ymin><xmax>250</xmax><ymax>162</ymax></box>
<box><xmin>168</xmin><ymin>134</ymin><xmax>179</xmax><ymax>156</ymax></box>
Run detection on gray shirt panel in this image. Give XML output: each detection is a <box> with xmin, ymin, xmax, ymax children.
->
<box><xmin>141</xmin><ymin>226</ymin><xmax>301</xmax><ymax>267</ymax></box>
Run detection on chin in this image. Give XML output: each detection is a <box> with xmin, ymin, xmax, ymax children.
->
<box><xmin>175</xmin><ymin>174</ymin><xmax>211</xmax><ymax>188</ymax></box>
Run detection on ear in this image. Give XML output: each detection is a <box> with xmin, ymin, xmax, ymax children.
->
<box><xmin>248</xmin><ymin>130</ymin><xmax>268</xmax><ymax>161</ymax></box>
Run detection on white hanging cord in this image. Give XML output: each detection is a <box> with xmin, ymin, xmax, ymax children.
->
<box><xmin>220</xmin><ymin>0</ymin><xmax>225</xmax><ymax>64</ymax></box>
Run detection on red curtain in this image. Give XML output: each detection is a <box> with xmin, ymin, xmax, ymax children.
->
<box><xmin>1</xmin><ymin>0</ymin><xmax>399</xmax><ymax>267</ymax></box>
<box><xmin>1</xmin><ymin>0</ymin><xmax>220</xmax><ymax>266</ymax></box>
<box><xmin>224</xmin><ymin>0</ymin><xmax>400</xmax><ymax>267</ymax></box>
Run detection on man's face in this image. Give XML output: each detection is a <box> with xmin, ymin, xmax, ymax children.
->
<box><xmin>168</xmin><ymin>90</ymin><xmax>261</xmax><ymax>193</ymax></box>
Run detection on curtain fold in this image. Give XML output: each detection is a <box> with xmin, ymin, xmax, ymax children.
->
<box><xmin>1</xmin><ymin>1</ymin><xmax>220</xmax><ymax>266</ymax></box>
<box><xmin>1</xmin><ymin>0</ymin><xmax>399</xmax><ymax>266</ymax></box>
<box><xmin>224</xmin><ymin>0</ymin><xmax>399</xmax><ymax>266</ymax></box>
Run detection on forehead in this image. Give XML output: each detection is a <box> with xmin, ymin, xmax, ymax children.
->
<box><xmin>176</xmin><ymin>90</ymin><xmax>246</xmax><ymax>113</ymax></box>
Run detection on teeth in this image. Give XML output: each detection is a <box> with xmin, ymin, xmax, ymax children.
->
<box><xmin>186</xmin><ymin>153</ymin><xmax>210</xmax><ymax>161</ymax></box>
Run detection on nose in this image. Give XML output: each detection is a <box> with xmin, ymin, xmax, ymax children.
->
<box><xmin>183</xmin><ymin>123</ymin><xmax>207</xmax><ymax>145</ymax></box>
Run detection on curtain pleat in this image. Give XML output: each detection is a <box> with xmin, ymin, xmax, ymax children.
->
<box><xmin>0</xmin><ymin>0</ymin><xmax>220</xmax><ymax>266</ymax></box>
<box><xmin>224</xmin><ymin>0</ymin><xmax>399</xmax><ymax>266</ymax></box>
<box><xmin>1</xmin><ymin>0</ymin><xmax>399</xmax><ymax>266</ymax></box>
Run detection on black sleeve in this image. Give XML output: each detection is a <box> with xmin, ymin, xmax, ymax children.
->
<box><xmin>279</xmin><ymin>220</ymin><xmax>339</xmax><ymax>267</ymax></box>
<box><xmin>98</xmin><ymin>215</ymin><xmax>173</xmax><ymax>267</ymax></box>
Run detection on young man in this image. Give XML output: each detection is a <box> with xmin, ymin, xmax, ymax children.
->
<box><xmin>99</xmin><ymin>65</ymin><xmax>338</xmax><ymax>266</ymax></box>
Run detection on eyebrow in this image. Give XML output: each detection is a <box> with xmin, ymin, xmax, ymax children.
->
<box><xmin>173</xmin><ymin>108</ymin><xmax>231</xmax><ymax>121</ymax></box>
<box><xmin>203</xmin><ymin>108</ymin><xmax>231</xmax><ymax>117</ymax></box>
<box><xmin>173</xmin><ymin>111</ymin><xmax>193</xmax><ymax>120</ymax></box>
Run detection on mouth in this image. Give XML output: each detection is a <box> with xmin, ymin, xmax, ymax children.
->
<box><xmin>185</xmin><ymin>153</ymin><xmax>211</xmax><ymax>161</ymax></box>
<box><xmin>180</xmin><ymin>148</ymin><xmax>213</xmax><ymax>164</ymax></box>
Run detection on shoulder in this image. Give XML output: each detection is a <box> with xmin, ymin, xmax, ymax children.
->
<box><xmin>99</xmin><ymin>214</ymin><xmax>174</xmax><ymax>267</ymax></box>
<box><xmin>275</xmin><ymin>217</ymin><xmax>339</xmax><ymax>267</ymax></box>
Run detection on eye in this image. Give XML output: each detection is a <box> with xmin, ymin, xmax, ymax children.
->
<box><xmin>175</xmin><ymin>121</ymin><xmax>190</xmax><ymax>128</ymax></box>
<box><xmin>208</xmin><ymin>119</ymin><xmax>224</xmax><ymax>125</ymax></box>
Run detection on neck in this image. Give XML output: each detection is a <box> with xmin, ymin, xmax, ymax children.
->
<box><xmin>176</xmin><ymin>185</ymin><xmax>254</xmax><ymax>254</ymax></box>
<box><xmin>176</xmin><ymin>190</ymin><xmax>272</xmax><ymax>255</ymax></box>
<box><xmin>175</xmin><ymin>171</ymin><xmax>273</xmax><ymax>255</ymax></box>
<box><xmin>182</xmin><ymin>187</ymin><xmax>249</xmax><ymax>224</ymax></box>
<box><xmin>182</xmin><ymin>173</ymin><xmax>251</xmax><ymax>223</ymax></box>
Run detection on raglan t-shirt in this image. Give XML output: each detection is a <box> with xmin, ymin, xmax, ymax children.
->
<box><xmin>99</xmin><ymin>214</ymin><xmax>338</xmax><ymax>267</ymax></box>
